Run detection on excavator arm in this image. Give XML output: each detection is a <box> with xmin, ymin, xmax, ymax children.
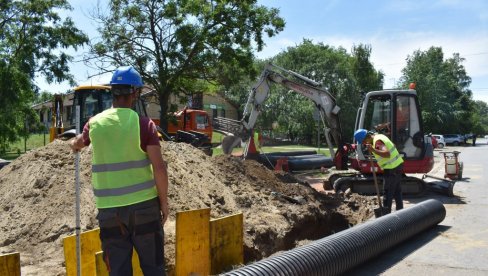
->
<box><xmin>219</xmin><ymin>63</ymin><xmax>343</xmax><ymax>158</ymax></box>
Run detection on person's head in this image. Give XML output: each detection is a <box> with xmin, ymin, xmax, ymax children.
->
<box><xmin>354</xmin><ymin>129</ymin><xmax>374</xmax><ymax>145</ymax></box>
<box><xmin>110</xmin><ymin>66</ymin><xmax>143</xmax><ymax>107</ymax></box>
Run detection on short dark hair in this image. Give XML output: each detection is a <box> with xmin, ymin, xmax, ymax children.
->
<box><xmin>111</xmin><ymin>84</ymin><xmax>134</xmax><ymax>96</ymax></box>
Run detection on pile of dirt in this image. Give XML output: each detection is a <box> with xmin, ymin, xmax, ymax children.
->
<box><xmin>0</xmin><ymin>140</ymin><xmax>376</xmax><ymax>275</ymax></box>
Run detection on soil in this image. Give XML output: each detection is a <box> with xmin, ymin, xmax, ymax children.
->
<box><xmin>0</xmin><ymin>140</ymin><xmax>376</xmax><ymax>275</ymax></box>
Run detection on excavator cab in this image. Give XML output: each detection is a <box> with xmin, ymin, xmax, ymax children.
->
<box><xmin>70</xmin><ymin>85</ymin><xmax>112</xmax><ymax>130</ymax></box>
<box><xmin>354</xmin><ymin>89</ymin><xmax>434</xmax><ymax>174</ymax></box>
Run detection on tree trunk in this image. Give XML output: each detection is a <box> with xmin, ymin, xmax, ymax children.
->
<box><xmin>158</xmin><ymin>90</ymin><xmax>171</xmax><ymax>133</ymax></box>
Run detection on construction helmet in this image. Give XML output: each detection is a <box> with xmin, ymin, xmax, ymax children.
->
<box><xmin>354</xmin><ymin>129</ymin><xmax>368</xmax><ymax>144</ymax></box>
<box><xmin>110</xmin><ymin>66</ymin><xmax>143</xmax><ymax>90</ymax></box>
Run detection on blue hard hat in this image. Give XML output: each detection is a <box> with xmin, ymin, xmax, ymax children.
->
<box><xmin>110</xmin><ymin>66</ymin><xmax>143</xmax><ymax>88</ymax></box>
<box><xmin>354</xmin><ymin>129</ymin><xmax>368</xmax><ymax>144</ymax></box>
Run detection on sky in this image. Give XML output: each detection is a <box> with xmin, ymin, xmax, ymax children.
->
<box><xmin>37</xmin><ymin>0</ymin><xmax>488</xmax><ymax>103</ymax></box>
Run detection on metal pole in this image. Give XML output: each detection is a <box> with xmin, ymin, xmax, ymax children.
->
<box><xmin>75</xmin><ymin>105</ymin><xmax>81</xmax><ymax>276</ymax></box>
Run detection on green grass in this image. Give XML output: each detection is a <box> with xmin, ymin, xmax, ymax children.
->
<box><xmin>0</xmin><ymin>133</ymin><xmax>49</xmax><ymax>160</ymax></box>
<box><xmin>211</xmin><ymin>132</ymin><xmax>225</xmax><ymax>144</ymax></box>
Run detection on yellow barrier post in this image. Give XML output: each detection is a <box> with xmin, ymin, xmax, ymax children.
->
<box><xmin>210</xmin><ymin>213</ymin><xmax>244</xmax><ymax>274</ymax></box>
<box><xmin>63</xmin><ymin>228</ymin><xmax>144</xmax><ymax>275</ymax></box>
<box><xmin>63</xmin><ymin>228</ymin><xmax>102</xmax><ymax>276</ymax></box>
<box><xmin>0</xmin><ymin>252</ymin><xmax>20</xmax><ymax>276</ymax></box>
<box><xmin>175</xmin><ymin>208</ymin><xmax>211</xmax><ymax>276</ymax></box>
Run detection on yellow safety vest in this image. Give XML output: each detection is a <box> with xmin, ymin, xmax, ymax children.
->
<box><xmin>89</xmin><ymin>108</ymin><xmax>157</xmax><ymax>208</ymax></box>
<box><xmin>372</xmin><ymin>134</ymin><xmax>404</xmax><ymax>169</ymax></box>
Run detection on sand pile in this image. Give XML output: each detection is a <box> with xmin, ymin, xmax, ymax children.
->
<box><xmin>0</xmin><ymin>139</ymin><xmax>375</xmax><ymax>275</ymax></box>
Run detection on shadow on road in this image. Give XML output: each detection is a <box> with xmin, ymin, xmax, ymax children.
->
<box><xmin>346</xmin><ymin>224</ymin><xmax>451</xmax><ymax>276</ymax></box>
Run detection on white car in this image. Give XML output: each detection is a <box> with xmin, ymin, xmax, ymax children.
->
<box><xmin>432</xmin><ymin>134</ymin><xmax>445</xmax><ymax>148</ymax></box>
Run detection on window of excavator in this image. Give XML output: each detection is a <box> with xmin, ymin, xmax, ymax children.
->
<box><xmin>364</xmin><ymin>95</ymin><xmax>391</xmax><ymax>134</ymax></box>
<box><xmin>83</xmin><ymin>93</ymin><xmax>98</xmax><ymax>122</ymax></box>
<box><xmin>101</xmin><ymin>90</ymin><xmax>112</xmax><ymax>111</ymax></box>
<box><xmin>395</xmin><ymin>95</ymin><xmax>422</xmax><ymax>158</ymax></box>
<box><xmin>196</xmin><ymin>113</ymin><xmax>208</xmax><ymax>127</ymax></box>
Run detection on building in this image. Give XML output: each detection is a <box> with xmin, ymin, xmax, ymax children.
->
<box><xmin>32</xmin><ymin>88</ymin><xmax>239</xmax><ymax>130</ymax></box>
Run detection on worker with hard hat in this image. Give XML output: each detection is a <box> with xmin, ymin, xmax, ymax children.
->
<box><xmin>70</xmin><ymin>66</ymin><xmax>168</xmax><ymax>275</ymax></box>
<box><xmin>354</xmin><ymin>129</ymin><xmax>404</xmax><ymax>214</ymax></box>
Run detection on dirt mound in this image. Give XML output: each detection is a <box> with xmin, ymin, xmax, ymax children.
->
<box><xmin>0</xmin><ymin>140</ymin><xmax>375</xmax><ymax>275</ymax></box>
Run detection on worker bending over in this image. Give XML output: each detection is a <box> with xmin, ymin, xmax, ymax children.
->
<box><xmin>70</xmin><ymin>66</ymin><xmax>169</xmax><ymax>275</ymax></box>
<box><xmin>355</xmin><ymin>129</ymin><xmax>404</xmax><ymax>214</ymax></box>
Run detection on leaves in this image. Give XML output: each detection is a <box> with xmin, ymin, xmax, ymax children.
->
<box><xmin>400</xmin><ymin>46</ymin><xmax>476</xmax><ymax>134</ymax></box>
<box><xmin>0</xmin><ymin>0</ymin><xmax>87</xmax><ymax>148</ymax></box>
<box><xmin>87</xmin><ymin>0</ymin><xmax>284</xmax><ymax>131</ymax></box>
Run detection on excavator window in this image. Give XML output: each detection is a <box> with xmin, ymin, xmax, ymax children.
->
<box><xmin>196</xmin><ymin>114</ymin><xmax>209</xmax><ymax>130</ymax></box>
<box><xmin>365</xmin><ymin>96</ymin><xmax>391</xmax><ymax>135</ymax></box>
<box><xmin>394</xmin><ymin>95</ymin><xmax>422</xmax><ymax>159</ymax></box>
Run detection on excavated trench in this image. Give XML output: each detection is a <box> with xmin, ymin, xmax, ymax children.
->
<box><xmin>0</xmin><ymin>140</ymin><xmax>375</xmax><ymax>275</ymax></box>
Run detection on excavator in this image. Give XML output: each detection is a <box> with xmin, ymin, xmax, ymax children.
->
<box><xmin>216</xmin><ymin>63</ymin><xmax>435</xmax><ymax>196</ymax></box>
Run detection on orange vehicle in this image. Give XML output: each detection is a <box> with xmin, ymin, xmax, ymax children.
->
<box><xmin>166</xmin><ymin>107</ymin><xmax>213</xmax><ymax>138</ymax></box>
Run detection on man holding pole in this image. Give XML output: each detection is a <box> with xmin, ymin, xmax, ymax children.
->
<box><xmin>70</xmin><ymin>66</ymin><xmax>169</xmax><ymax>275</ymax></box>
<box><xmin>354</xmin><ymin>129</ymin><xmax>404</xmax><ymax>214</ymax></box>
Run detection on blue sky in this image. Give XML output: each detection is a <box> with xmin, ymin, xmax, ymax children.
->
<box><xmin>38</xmin><ymin>0</ymin><xmax>488</xmax><ymax>102</ymax></box>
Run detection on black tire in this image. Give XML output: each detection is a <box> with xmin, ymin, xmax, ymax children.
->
<box><xmin>438</xmin><ymin>143</ymin><xmax>445</xmax><ymax>149</ymax></box>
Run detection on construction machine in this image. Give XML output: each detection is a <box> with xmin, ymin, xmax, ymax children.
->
<box><xmin>58</xmin><ymin>85</ymin><xmax>213</xmax><ymax>155</ymax></box>
<box><xmin>216</xmin><ymin>63</ymin><xmax>434</xmax><ymax>196</ymax></box>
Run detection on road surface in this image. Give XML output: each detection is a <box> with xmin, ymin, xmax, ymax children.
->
<box><xmin>349</xmin><ymin>140</ymin><xmax>488</xmax><ymax>275</ymax></box>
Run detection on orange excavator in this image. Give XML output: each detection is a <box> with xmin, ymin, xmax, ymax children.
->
<box><xmin>216</xmin><ymin>63</ymin><xmax>435</xmax><ymax>196</ymax></box>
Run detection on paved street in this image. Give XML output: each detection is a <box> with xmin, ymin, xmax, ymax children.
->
<box><xmin>349</xmin><ymin>140</ymin><xmax>488</xmax><ymax>275</ymax></box>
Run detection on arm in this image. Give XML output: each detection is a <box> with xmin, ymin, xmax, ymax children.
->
<box><xmin>146</xmin><ymin>145</ymin><xmax>169</xmax><ymax>225</ymax></box>
<box><xmin>366</xmin><ymin>140</ymin><xmax>390</xmax><ymax>158</ymax></box>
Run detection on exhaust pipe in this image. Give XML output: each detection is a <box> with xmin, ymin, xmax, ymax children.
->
<box><xmin>224</xmin><ymin>199</ymin><xmax>446</xmax><ymax>276</ymax></box>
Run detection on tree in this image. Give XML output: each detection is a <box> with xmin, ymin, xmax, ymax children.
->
<box><xmin>87</xmin><ymin>0</ymin><xmax>285</xmax><ymax>131</ymax></box>
<box><xmin>0</xmin><ymin>0</ymin><xmax>88</xmax><ymax>150</ymax></box>
<box><xmin>471</xmin><ymin>101</ymin><xmax>488</xmax><ymax>135</ymax></box>
<box><xmin>399</xmin><ymin>47</ymin><xmax>473</xmax><ymax>134</ymax></box>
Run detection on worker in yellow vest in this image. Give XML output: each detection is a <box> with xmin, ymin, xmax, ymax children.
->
<box><xmin>355</xmin><ymin>129</ymin><xmax>404</xmax><ymax>214</ymax></box>
<box><xmin>70</xmin><ymin>66</ymin><xmax>169</xmax><ymax>275</ymax></box>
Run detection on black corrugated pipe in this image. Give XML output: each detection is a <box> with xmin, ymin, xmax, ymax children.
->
<box><xmin>224</xmin><ymin>199</ymin><xmax>446</xmax><ymax>276</ymax></box>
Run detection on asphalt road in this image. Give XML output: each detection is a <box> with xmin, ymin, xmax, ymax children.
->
<box><xmin>348</xmin><ymin>140</ymin><xmax>488</xmax><ymax>275</ymax></box>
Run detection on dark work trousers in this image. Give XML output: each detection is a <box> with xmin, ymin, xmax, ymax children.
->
<box><xmin>97</xmin><ymin>197</ymin><xmax>166</xmax><ymax>276</ymax></box>
<box><xmin>382</xmin><ymin>163</ymin><xmax>404</xmax><ymax>213</ymax></box>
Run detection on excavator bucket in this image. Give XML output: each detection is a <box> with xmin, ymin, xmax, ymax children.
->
<box><xmin>221</xmin><ymin>136</ymin><xmax>242</xmax><ymax>155</ymax></box>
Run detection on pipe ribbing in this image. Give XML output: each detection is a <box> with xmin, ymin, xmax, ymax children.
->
<box><xmin>224</xmin><ymin>199</ymin><xmax>446</xmax><ymax>276</ymax></box>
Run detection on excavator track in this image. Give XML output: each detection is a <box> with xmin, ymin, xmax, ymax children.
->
<box><xmin>329</xmin><ymin>173</ymin><xmax>427</xmax><ymax>197</ymax></box>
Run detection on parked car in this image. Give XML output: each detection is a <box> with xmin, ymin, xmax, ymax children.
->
<box><xmin>432</xmin><ymin>134</ymin><xmax>445</xmax><ymax>148</ymax></box>
<box><xmin>443</xmin><ymin>134</ymin><xmax>464</xmax><ymax>146</ymax></box>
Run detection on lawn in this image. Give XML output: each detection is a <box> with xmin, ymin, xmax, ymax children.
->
<box><xmin>0</xmin><ymin>133</ymin><xmax>50</xmax><ymax>160</ymax></box>
<box><xmin>1</xmin><ymin>131</ymin><xmax>332</xmax><ymax>160</ymax></box>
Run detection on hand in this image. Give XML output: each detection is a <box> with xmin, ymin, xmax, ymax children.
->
<box><xmin>69</xmin><ymin>139</ymin><xmax>80</xmax><ymax>152</ymax></box>
<box><xmin>365</xmin><ymin>143</ymin><xmax>374</xmax><ymax>153</ymax></box>
<box><xmin>160</xmin><ymin>200</ymin><xmax>169</xmax><ymax>225</ymax></box>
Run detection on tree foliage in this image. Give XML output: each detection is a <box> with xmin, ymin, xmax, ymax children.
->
<box><xmin>399</xmin><ymin>47</ymin><xmax>474</xmax><ymax>134</ymax></box>
<box><xmin>87</xmin><ymin>0</ymin><xmax>285</xmax><ymax>131</ymax></box>
<box><xmin>0</xmin><ymin>0</ymin><xmax>87</xmax><ymax>150</ymax></box>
